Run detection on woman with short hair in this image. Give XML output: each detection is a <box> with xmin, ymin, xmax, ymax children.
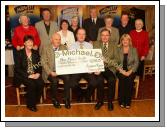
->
<box><xmin>69</xmin><ymin>16</ymin><xmax>80</xmax><ymax>41</ymax></box>
<box><xmin>57</xmin><ymin>19</ymin><xmax>75</xmax><ymax>49</ymax></box>
<box><xmin>97</xmin><ymin>15</ymin><xmax>120</xmax><ymax>44</ymax></box>
<box><xmin>14</xmin><ymin>35</ymin><xmax>44</xmax><ymax>112</ymax></box>
<box><xmin>130</xmin><ymin>19</ymin><xmax>149</xmax><ymax>76</ymax></box>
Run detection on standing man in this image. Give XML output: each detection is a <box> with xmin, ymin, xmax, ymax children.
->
<box><xmin>93</xmin><ymin>28</ymin><xmax>118</xmax><ymax>111</ymax></box>
<box><xmin>35</xmin><ymin>8</ymin><xmax>58</xmax><ymax>55</ymax></box>
<box><xmin>69</xmin><ymin>28</ymin><xmax>102</xmax><ymax>103</ymax></box>
<box><xmin>83</xmin><ymin>7</ymin><xmax>105</xmax><ymax>43</ymax></box>
<box><xmin>41</xmin><ymin>33</ymin><xmax>72</xmax><ymax>109</ymax></box>
<box><xmin>118</xmin><ymin>12</ymin><xmax>134</xmax><ymax>39</ymax></box>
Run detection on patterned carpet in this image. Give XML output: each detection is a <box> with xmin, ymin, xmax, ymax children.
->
<box><xmin>5</xmin><ymin>76</ymin><xmax>155</xmax><ymax>105</ymax></box>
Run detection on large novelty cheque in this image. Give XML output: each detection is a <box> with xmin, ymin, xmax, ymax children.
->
<box><xmin>55</xmin><ymin>49</ymin><xmax>104</xmax><ymax>75</ymax></box>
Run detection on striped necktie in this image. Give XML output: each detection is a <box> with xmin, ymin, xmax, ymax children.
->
<box><xmin>103</xmin><ymin>43</ymin><xmax>108</xmax><ymax>68</ymax></box>
<box><xmin>103</xmin><ymin>43</ymin><xmax>108</xmax><ymax>56</ymax></box>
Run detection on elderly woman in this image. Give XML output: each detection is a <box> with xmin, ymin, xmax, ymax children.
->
<box><xmin>116</xmin><ymin>34</ymin><xmax>139</xmax><ymax>109</ymax></box>
<box><xmin>12</xmin><ymin>14</ymin><xmax>40</xmax><ymax>51</ymax></box>
<box><xmin>14</xmin><ymin>35</ymin><xmax>44</xmax><ymax>112</ymax></box>
<box><xmin>69</xmin><ymin>16</ymin><xmax>80</xmax><ymax>41</ymax></box>
<box><xmin>57</xmin><ymin>19</ymin><xmax>75</xmax><ymax>49</ymax></box>
<box><xmin>130</xmin><ymin>19</ymin><xmax>149</xmax><ymax>76</ymax></box>
<box><xmin>97</xmin><ymin>15</ymin><xmax>119</xmax><ymax>44</ymax></box>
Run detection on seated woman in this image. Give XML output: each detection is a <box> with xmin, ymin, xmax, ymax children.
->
<box><xmin>57</xmin><ymin>19</ymin><xmax>75</xmax><ymax>49</ymax></box>
<box><xmin>116</xmin><ymin>34</ymin><xmax>139</xmax><ymax>109</ymax></box>
<box><xmin>14</xmin><ymin>35</ymin><xmax>44</xmax><ymax>112</ymax></box>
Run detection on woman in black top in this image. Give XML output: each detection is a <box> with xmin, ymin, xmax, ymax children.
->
<box><xmin>116</xmin><ymin>34</ymin><xmax>139</xmax><ymax>109</ymax></box>
<box><xmin>69</xmin><ymin>16</ymin><xmax>80</xmax><ymax>41</ymax></box>
<box><xmin>14</xmin><ymin>35</ymin><xmax>44</xmax><ymax>112</ymax></box>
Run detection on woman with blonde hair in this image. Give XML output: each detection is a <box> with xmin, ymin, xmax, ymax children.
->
<box><xmin>69</xmin><ymin>16</ymin><xmax>80</xmax><ymax>40</ymax></box>
<box><xmin>116</xmin><ymin>34</ymin><xmax>139</xmax><ymax>108</ymax></box>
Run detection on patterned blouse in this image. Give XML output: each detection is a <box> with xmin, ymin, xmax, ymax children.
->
<box><xmin>27</xmin><ymin>56</ymin><xmax>34</xmax><ymax>75</ymax></box>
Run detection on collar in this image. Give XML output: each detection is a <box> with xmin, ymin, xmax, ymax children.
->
<box><xmin>92</xmin><ymin>17</ymin><xmax>97</xmax><ymax>21</ymax></box>
<box><xmin>136</xmin><ymin>29</ymin><xmax>143</xmax><ymax>32</ymax></box>
<box><xmin>44</xmin><ymin>21</ymin><xmax>50</xmax><ymax>26</ymax></box>
<box><xmin>21</xmin><ymin>25</ymin><xmax>30</xmax><ymax>29</ymax></box>
<box><xmin>52</xmin><ymin>45</ymin><xmax>59</xmax><ymax>51</ymax></box>
<box><xmin>103</xmin><ymin>42</ymin><xmax>109</xmax><ymax>47</ymax></box>
<box><xmin>77</xmin><ymin>41</ymin><xmax>85</xmax><ymax>44</ymax></box>
<box><xmin>103</xmin><ymin>42</ymin><xmax>108</xmax><ymax>45</ymax></box>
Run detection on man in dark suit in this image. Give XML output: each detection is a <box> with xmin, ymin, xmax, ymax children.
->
<box><xmin>83</xmin><ymin>7</ymin><xmax>105</xmax><ymax>43</ymax></box>
<box><xmin>118</xmin><ymin>12</ymin><xmax>134</xmax><ymax>38</ymax></box>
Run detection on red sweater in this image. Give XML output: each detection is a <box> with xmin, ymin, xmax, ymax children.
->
<box><xmin>12</xmin><ymin>25</ymin><xmax>41</xmax><ymax>48</ymax></box>
<box><xmin>130</xmin><ymin>30</ymin><xmax>149</xmax><ymax>58</ymax></box>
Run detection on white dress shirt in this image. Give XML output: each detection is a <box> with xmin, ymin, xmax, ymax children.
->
<box><xmin>69</xmin><ymin>41</ymin><xmax>93</xmax><ymax>50</ymax></box>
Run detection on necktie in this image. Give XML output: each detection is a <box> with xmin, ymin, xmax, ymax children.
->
<box><xmin>103</xmin><ymin>43</ymin><xmax>108</xmax><ymax>68</ymax></box>
<box><xmin>92</xmin><ymin>19</ymin><xmax>96</xmax><ymax>24</ymax></box>
<box><xmin>80</xmin><ymin>43</ymin><xmax>83</xmax><ymax>49</ymax></box>
<box><xmin>103</xmin><ymin>43</ymin><xmax>108</xmax><ymax>55</ymax></box>
<box><xmin>54</xmin><ymin>48</ymin><xmax>57</xmax><ymax>51</ymax></box>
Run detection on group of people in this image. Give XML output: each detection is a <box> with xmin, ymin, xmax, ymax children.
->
<box><xmin>11</xmin><ymin>7</ymin><xmax>149</xmax><ymax>112</ymax></box>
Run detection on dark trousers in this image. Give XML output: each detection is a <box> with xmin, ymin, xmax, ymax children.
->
<box><xmin>70</xmin><ymin>73</ymin><xmax>98</xmax><ymax>99</ymax></box>
<box><xmin>87</xmin><ymin>69</ymin><xmax>116</xmax><ymax>102</ymax></box>
<box><xmin>137</xmin><ymin>60</ymin><xmax>144</xmax><ymax>77</ymax></box>
<box><xmin>117</xmin><ymin>72</ymin><xmax>136</xmax><ymax>106</ymax></box>
<box><xmin>98</xmin><ymin>69</ymin><xmax>116</xmax><ymax>102</ymax></box>
<box><xmin>48</xmin><ymin>75</ymin><xmax>71</xmax><ymax>101</ymax></box>
<box><xmin>22</xmin><ymin>76</ymin><xmax>44</xmax><ymax>107</ymax></box>
<box><xmin>13</xmin><ymin>47</ymin><xmax>18</xmax><ymax>64</ymax></box>
<box><xmin>93</xmin><ymin>74</ymin><xmax>104</xmax><ymax>102</ymax></box>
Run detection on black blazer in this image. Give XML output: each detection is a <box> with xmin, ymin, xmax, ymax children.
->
<box><xmin>83</xmin><ymin>17</ymin><xmax>105</xmax><ymax>42</ymax></box>
<box><xmin>13</xmin><ymin>49</ymin><xmax>42</xmax><ymax>86</ymax></box>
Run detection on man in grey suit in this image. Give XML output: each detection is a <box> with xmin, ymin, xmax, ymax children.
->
<box><xmin>35</xmin><ymin>8</ymin><xmax>58</xmax><ymax>55</ymax></box>
<box><xmin>41</xmin><ymin>33</ymin><xmax>72</xmax><ymax>109</ymax></box>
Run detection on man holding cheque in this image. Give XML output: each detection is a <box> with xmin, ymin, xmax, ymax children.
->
<box><xmin>69</xmin><ymin>28</ymin><xmax>104</xmax><ymax>103</ymax></box>
<box><xmin>41</xmin><ymin>33</ymin><xmax>72</xmax><ymax>109</ymax></box>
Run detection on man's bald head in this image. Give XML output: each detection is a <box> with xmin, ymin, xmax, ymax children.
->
<box><xmin>50</xmin><ymin>33</ymin><xmax>61</xmax><ymax>48</ymax></box>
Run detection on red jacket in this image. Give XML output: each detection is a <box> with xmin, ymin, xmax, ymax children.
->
<box><xmin>12</xmin><ymin>25</ymin><xmax>41</xmax><ymax>48</ymax></box>
<box><xmin>130</xmin><ymin>30</ymin><xmax>149</xmax><ymax>58</ymax></box>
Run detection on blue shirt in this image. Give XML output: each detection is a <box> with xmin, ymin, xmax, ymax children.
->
<box><xmin>69</xmin><ymin>41</ymin><xmax>93</xmax><ymax>50</ymax></box>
